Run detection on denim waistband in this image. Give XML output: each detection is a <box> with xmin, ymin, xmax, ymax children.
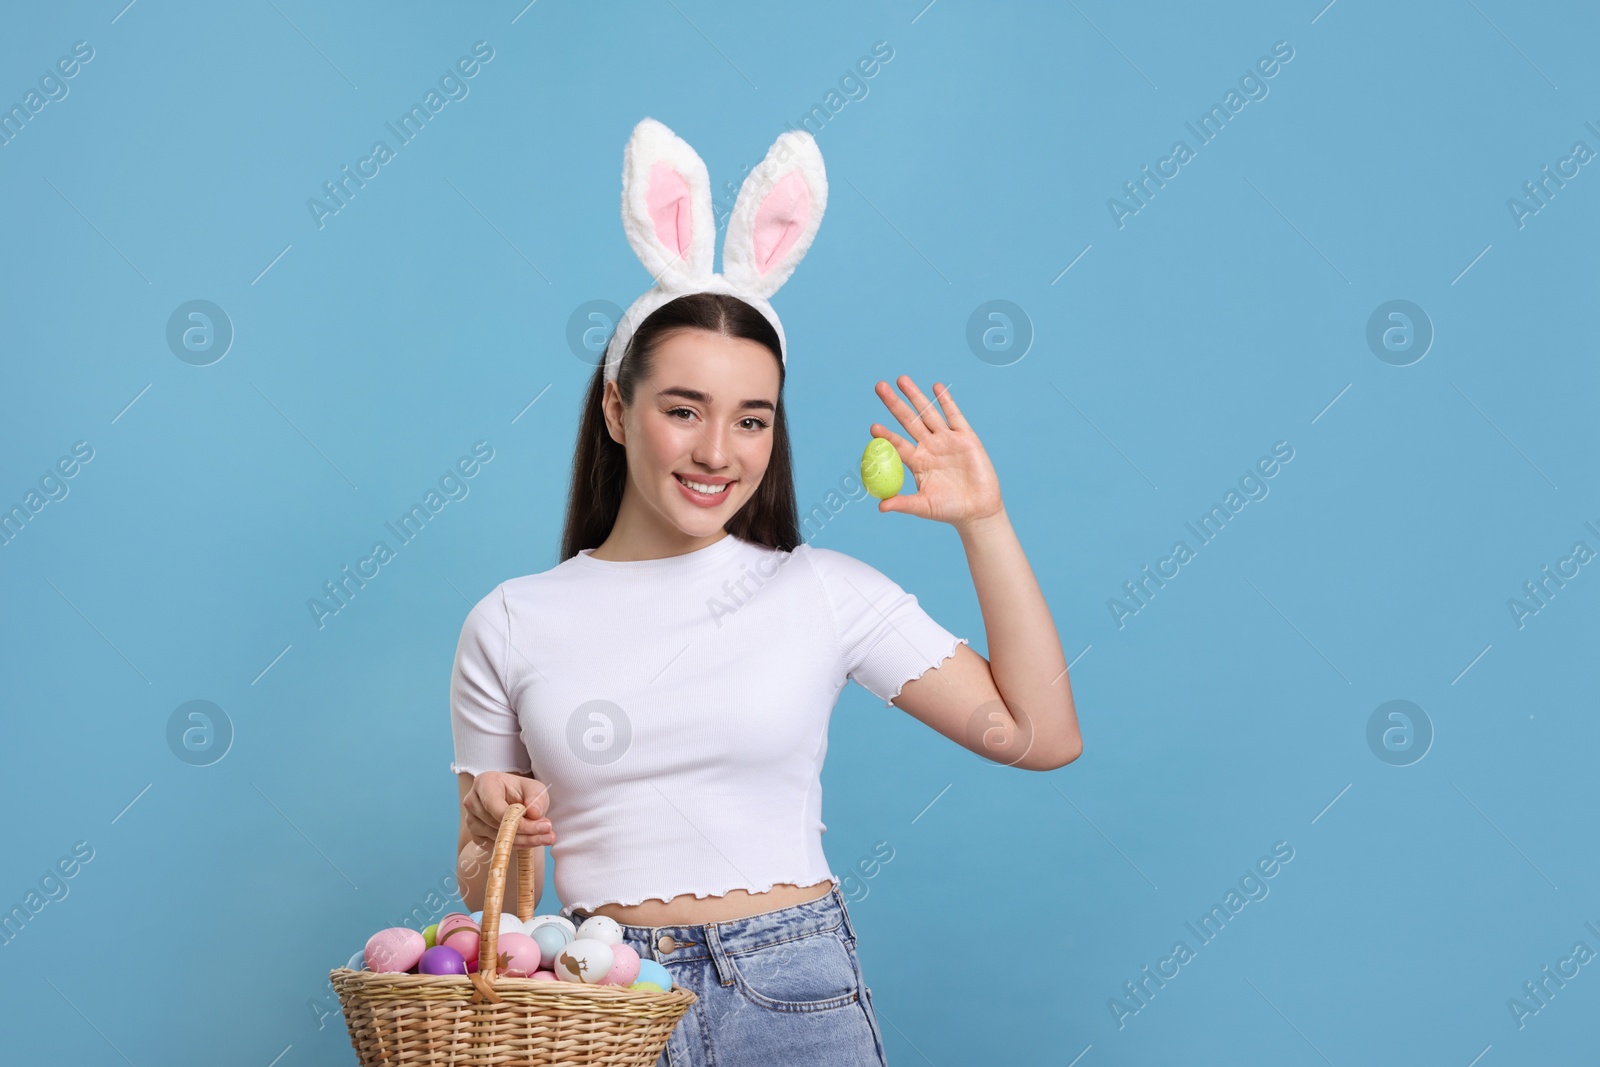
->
<box><xmin>570</xmin><ymin>884</ymin><xmax>858</xmax><ymax>978</ymax></box>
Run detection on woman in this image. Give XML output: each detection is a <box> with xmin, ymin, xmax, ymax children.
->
<box><xmin>449</xmin><ymin>120</ymin><xmax>1080</xmax><ymax>1065</ymax></box>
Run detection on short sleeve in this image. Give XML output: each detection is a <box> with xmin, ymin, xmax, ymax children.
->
<box><xmin>802</xmin><ymin>546</ymin><xmax>969</xmax><ymax>708</ymax></box>
<box><xmin>449</xmin><ymin>584</ymin><xmax>533</xmax><ymax>776</ymax></box>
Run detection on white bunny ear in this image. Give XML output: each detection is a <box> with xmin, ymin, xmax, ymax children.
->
<box><xmin>619</xmin><ymin>117</ymin><xmax>715</xmax><ymax>288</ymax></box>
<box><xmin>722</xmin><ymin>129</ymin><xmax>828</xmax><ymax>300</ymax></box>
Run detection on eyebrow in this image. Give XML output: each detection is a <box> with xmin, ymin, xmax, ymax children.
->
<box><xmin>656</xmin><ymin>387</ymin><xmax>775</xmax><ymax>414</ymax></box>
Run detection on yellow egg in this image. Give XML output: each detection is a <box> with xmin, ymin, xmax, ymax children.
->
<box><xmin>860</xmin><ymin>438</ymin><xmax>904</xmax><ymax>499</ymax></box>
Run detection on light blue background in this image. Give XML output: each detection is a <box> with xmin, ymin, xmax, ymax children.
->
<box><xmin>2</xmin><ymin>1</ymin><xmax>1596</xmax><ymax>1064</ymax></box>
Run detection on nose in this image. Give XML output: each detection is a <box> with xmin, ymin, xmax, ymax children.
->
<box><xmin>690</xmin><ymin>422</ymin><xmax>729</xmax><ymax>468</ymax></box>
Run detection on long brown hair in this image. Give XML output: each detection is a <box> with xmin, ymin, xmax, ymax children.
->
<box><xmin>559</xmin><ymin>292</ymin><xmax>801</xmax><ymax>562</ymax></box>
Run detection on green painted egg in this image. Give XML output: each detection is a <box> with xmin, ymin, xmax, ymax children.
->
<box><xmin>860</xmin><ymin>438</ymin><xmax>904</xmax><ymax>499</ymax></box>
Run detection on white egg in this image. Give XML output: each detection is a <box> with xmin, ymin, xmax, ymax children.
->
<box><xmin>553</xmin><ymin>938</ymin><xmax>615</xmax><ymax>984</ymax></box>
<box><xmin>575</xmin><ymin>915</ymin><xmax>624</xmax><ymax>946</ymax></box>
<box><xmin>492</xmin><ymin>912</ymin><xmax>525</xmax><ymax>936</ymax></box>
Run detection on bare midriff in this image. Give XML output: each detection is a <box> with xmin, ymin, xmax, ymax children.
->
<box><xmin>588</xmin><ymin>879</ymin><xmax>834</xmax><ymax>926</ymax></box>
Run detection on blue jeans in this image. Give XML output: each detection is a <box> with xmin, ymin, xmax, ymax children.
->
<box><xmin>569</xmin><ymin>885</ymin><xmax>889</xmax><ymax>1066</ymax></box>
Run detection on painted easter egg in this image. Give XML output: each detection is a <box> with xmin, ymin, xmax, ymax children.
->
<box><xmin>529</xmin><ymin>924</ymin><xmax>573</xmax><ymax>968</ymax></box>
<box><xmin>442</xmin><ymin>926</ymin><xmax>480</xmax><ymax>972</ymax></box>
<box><xmin>600</xmin><ymin>942</ymin><xmax>641</xmax><ymax>986</ymax></box>
<box><xmin>344</xmin><ymin>949</ymin><xmax>367</xmax><ymax>972</ymax></box>
<box><xmin>421</xmin><ymin>923</ymin><xmax>439</xmax><ymax>949</ymax></box>
<box><xmin>437</xmin><ymin>914</ymin><xmax>477</xmax><ymax>941</ymax></box>
<box><xmin>525</xmin><ymin>914</ymin><xmax>577</xmax><ymax>939</ymax></box>
<box><xmin>364</xmin><ymin>927</ymin><xmax>426</xmax><ymax>973</ymax></box>
<box><xmin>576</xmin><ymin>915</ymin><xmax>624</xmax><ymax>947</ymax></box>
<box><xmin>634</xmin><ymin>958</ymin><xmax>672</xmax><ymax>991</ymax></box>
<box><xmin>530</xmin><ymin>971</ymin><xmax>557</xmax><ymax>982</ymax></box>
<box><xmin>553</xmin><ymin>939</ymin><xmax>615</xmax><ymax>984</ymax></box>
<box><xmin>860</xmin><ymin>438</ymin><xmax>904</xmax><ymax>499</ymax></box>
<box><xmin>418</xmin><ymin>945</ymin><xmax>468</xmax><ymax>976</ymax></box>
<box><xmin>495</xmin><ymin>932</ymin><xmax>544</xmax><ymax>978</ymax></box>
<box><xmin>629</xmin><ymin>980</ymin><xmax>663</xmax><ymax>993</ymax></box>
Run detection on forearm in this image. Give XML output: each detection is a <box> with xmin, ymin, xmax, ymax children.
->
<box><xmin>957</xmin><ymin>507</ymin><xmax>1081</xmax><ymax>761</ymax></box>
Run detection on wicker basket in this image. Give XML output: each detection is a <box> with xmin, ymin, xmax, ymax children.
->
<box><xmin>330</xmin><ymin>802</ymin><xmax>696</xmax><ymax>1065</ymax></box>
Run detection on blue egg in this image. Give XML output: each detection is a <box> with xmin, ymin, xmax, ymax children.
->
<box><xmin>634</xmin><ymin>959</ymin><xmax>672</xmax><ymax>991</ymax></box>
<box><xmin>469</xmin><ymin>910</ymin><xmax>484</xmax><ymax>924</ymax></box>
<box><xmin>530</xmin><ymin>924</ymin><xmax>572</xmax><ymax>967</ymax></box>
<box><xmin>345</xmin><ymin>949</ymin><xmax>367</xmax><ymax>971</ymax></box>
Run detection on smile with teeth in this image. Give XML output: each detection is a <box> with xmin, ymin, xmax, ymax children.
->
<box><xmin>676</xmin><ymin>474</ymin><xmax>731</xmax><ymax>495</ymax></box>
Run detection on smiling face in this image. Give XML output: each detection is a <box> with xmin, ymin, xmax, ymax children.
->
<box><xmin>602</xmin><ymin>326</ymin><xmax>781</xmax><ymax>546</ymax></box>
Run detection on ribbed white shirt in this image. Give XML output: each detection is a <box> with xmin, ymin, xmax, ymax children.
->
<box><xmin>449</xmin><ymin>533</ymin><xmax>967</xmax><ymax>917</ymax></box>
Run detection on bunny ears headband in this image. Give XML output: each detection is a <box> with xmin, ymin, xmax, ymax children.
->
<box><xmin>602</xmin><ymin>117</ymin><xmax>829</xmax><ymax>390</ymax></box>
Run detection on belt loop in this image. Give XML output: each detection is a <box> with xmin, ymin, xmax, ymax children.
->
<box><xmin>832</xmin><ymin>884</ymin><xmax>859</xmax><ymax>944</ymax></box>
<box><xmin>703</xmin><ymin>921</ymin><xmax>736</xmax><ymax>987</ymax></box>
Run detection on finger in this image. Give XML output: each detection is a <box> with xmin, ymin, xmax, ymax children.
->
<box><xmin>896</xmin><ymin>376</ymin><xmax>948</xmax><ymax>433</ymax></box>
<box><xmin>517</xmin><ymin>809</ymin><xmax>550</xmax><ymax>837</ymax></box>
<box><xmin>474</xmin><ymin>817</ymin><xmax>551</xmax><ymax>852</ymax></box>
<box><xmin>462</xmin><ymin>791</ymin><xmax>494</xmax><ymax>840</ymax></box>
<box><xmin>475</xmin><ymin>802</ymin><xmax>547</xmax><ymax>845</ymax></box>
<box><xmin>512</xmin><ymin>803</ymin><xmax>554</xmax><ymax>848</ymax></box>
<box><xmin>513</xmin><ymin>829</ymin><xmax>555</xmax><ymax>850</ymax></box>
<box><xmin>509</xmin><ymin>781</ymin><xmax>551</xmax><ymax>846</ymax></box>
<box><xmin>480</xmin><ymin>789</ymin><xmax>509</xmax><ymax>834</ymax></box>
<box><xmin>473</xmin><ymin>799</ymin><xmax>505</xmax><ymax>844</ymax></box>
<box><xmin>467</xmin><ymin>786</ymin><xmax>541</xmax><ymax>843</ymax></box>
<box><xmin>874</xmin><ymin>380</ymin><xmax>928</xmax><ymax>443</ymax></box>
<box><xmin>870</xmin><ymin>424</ymin><xmax>915</xmax><ymax>464</ymax></box>
<box><xmin>932</xmin><ymin>382</ymin><xmax>970</xmax><ymax>432</ymax></box>
<box><xmin>467</xmin><ymin>810</ymin><xmax>500</xmax><ymax>847</ymax></box>
<box><xmin>879</xmin><ymin>492</ymin><xmax>930</xmax><ymax>519</ymax></box>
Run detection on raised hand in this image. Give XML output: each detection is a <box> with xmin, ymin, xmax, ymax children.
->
<box><xmin>870</xmin><ymin>377</ymin><xmax>1003</xmax><ymax>530</ymax></box>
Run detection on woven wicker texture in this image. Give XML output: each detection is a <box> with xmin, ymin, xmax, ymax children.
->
<box><xmin>331</xmin><ymin>802</ymin><xmax>696</xmax><ymax>1065</ymax></box>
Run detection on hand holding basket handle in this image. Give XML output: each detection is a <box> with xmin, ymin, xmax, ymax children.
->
<box><xmin>462</xmin><ymin>771</ymin><xmax>555</xmax><ymax>851</ymax></box>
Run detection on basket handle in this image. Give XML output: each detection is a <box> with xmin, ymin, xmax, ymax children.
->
<box><xmin>468</xmin><ymin>801</ymin><xmax>538</xmax><ymax>1004</ymax></box>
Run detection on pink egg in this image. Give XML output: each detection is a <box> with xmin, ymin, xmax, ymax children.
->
<box><xmin>437</xmin><ymin>914</ymin><xmax>478</xmax><ymax>941</ymax></box>
<box><xmin>529</xmin><ymin>971</ymin><xmax>557</xmax><ymax>981</ymax></box>
<box><xmin>442</xmin><ymin>927</ymin><xmax>481</xmax><ymax>972</ymax></box>
<box><xmin>600</xmin><ymin>943</ymin><xmax>641</xmax><ymax>986</ymax></box>
<box><xmin>495</xmin><ymin>932</ymin><xmax>544</xmax><ymax>977</ymax></box>
<box><xmin>365</xmin><ymin>928</ymin><xmax>426</xmax><ymax>973</ymax></box>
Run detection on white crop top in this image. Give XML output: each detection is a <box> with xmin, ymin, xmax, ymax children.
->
<box><xmin>449</xmin><ymin>532</ymin><xmax>968</xmax><ymax>917</ymax></box>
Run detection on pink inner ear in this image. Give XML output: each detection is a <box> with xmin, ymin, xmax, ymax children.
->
<box><xmin>751</xmin><ymin>171</ymin><xmax>811</xmax><ymax>275</ymax></box>
<box><xmin>646</xmin><ymin>161</ymin><xmax>693</xmax><ymax>260</ymax></box>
